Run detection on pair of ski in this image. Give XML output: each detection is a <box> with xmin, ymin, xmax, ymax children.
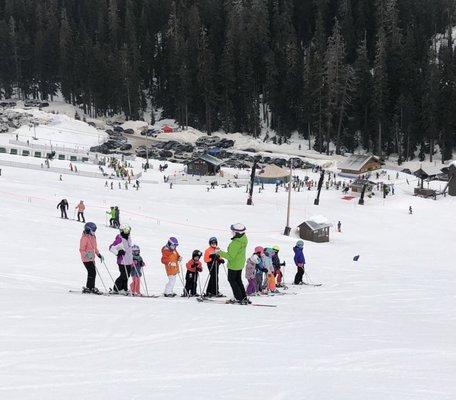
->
<box><xmin>68</xmin><ymin>290</ymin><xmax>160</xmax><ymax>298</ymax></box>
<box><xmin>196</xmin><ymin>297</ymin><xmax>277</xmax><ymax>308</ymax></box>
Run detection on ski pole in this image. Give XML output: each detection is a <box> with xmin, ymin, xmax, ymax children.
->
<box><xmin>122</xmin><ymin>263</ymin><xmax>130</xmax><ymax>293</ymax></box>
<box><xmin>102</xmin><ymin>259</ymin><xmax>120</xmax><ymax>292</ymax></box>
<box><xmin>94</xmin><ymin>263</ymin><xmax>108</xmax><ymax>293</ymax></box>
<box><xmin>142</xmin><ymin>268</ymin><xmax>149</xmax><ymax>297</ymax></box>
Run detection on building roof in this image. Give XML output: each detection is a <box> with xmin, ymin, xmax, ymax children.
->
<box><xmin>298</xmin><ymin>215</ymin><xmax>332</xmax><ymax>231</ymax></box>
<box><xmin>258</xmin><ymin>164</ymin><xmax>289</xmax><ymax>179</ymax></box>
<box><xmin>351</xmin><ymin>178</ymin><xmax>376</xmax><ymax>186</ymax></box>
<box><xmin>339</xmin><ymin>155</ymin><xmax>379</xmax><ymax>172</ymax></box>
<box><xmin>413</xmin><ymin>166</ymin><xmax>442</xmax><ymax>178</ymax></box>
<box><xmin>189</xmin><ymin>153</ymin><xmax>224</xmax><ymax>167</ymax></box>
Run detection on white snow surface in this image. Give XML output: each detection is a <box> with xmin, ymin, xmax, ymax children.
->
<box><xmin>0</xmin><ymin>109</ymin><xmax>454</xmax><ymax>399</ymax></box>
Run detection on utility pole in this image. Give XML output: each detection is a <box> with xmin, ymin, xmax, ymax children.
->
<box><xmin>247</xmin><ymin>158</ymin><xmax>259</xmax><ymax>205</ymax></box>
<box><xmin>283</xmin><ymin>159</ymin><xmax>293</xmax><ymax>236</ymax></box>
<box><xmin>314</xmin><ymin>170</ymin><xmax>325</xmax><ymax>205</ymax></box>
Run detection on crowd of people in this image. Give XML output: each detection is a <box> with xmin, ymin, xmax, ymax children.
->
<box><xmin>78</xmin><ymin>222</ymin><xmax>309</xmax><ymax>304</ymax></box>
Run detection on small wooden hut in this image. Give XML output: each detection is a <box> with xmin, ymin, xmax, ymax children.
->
<box><xmin>186</xmin><ymin>154</ymin><xmax>223</xmax><ymax>176</ymax></box>
<box><xmin>297</xmin><ymin>216</ymin><xmax>331</xmax><ymax>243</ymax></box>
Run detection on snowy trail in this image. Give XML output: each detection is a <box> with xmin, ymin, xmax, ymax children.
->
<box><xmin>0</xmin><ymin>159</ymin><xmax>455</xmax><ymax>399</ymax></box>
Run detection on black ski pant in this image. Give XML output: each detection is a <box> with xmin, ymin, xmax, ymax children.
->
<box><xmin>77</xmin><ymin>212</ymin><xmax>85</xmax><ymax>222</ymax></box>
<box><xmin>206</xmin><ymin>263</ymin><xmax>220</xmax><ymax>296</ymax></box>
<box><xmin>294</xmin><ymin>265</ymin><xmax>305</xmax><ymax>284</ymax></box>
<box><xmin>60</xmin><ymin>208</ymin><xmax>68</xmax><ymax>219</ymax></box>
<box><xmin>113</xmin><ymin>264</ymin><xmax>131</xmax><ymax>291</ymax></box>
<box><xmin>228</xmin><ymin>269</ymin><xmax>247</xmax><ymax>301</ymax></box>
<box><xmin>83</xmin><ymin>261</ymin><xmax>96</xmax><ymax>289</ymax></box>
<box><xmin>184</xmin><ymin>270</ymin><xmax>199</xmax><ymax>295</ymax></box>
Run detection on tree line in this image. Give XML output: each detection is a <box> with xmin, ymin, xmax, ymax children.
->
<box><xmin>0</xmin><ymin>0</ymin><xmax>455</xmax><ymax>162</ymax></box>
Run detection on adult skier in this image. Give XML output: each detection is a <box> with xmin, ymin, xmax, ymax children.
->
<box><xmin>79</xmin><ymin>222</ymin><xmax>104</xmax><ymax>294</ymax></box>
<box><xmin>57</xmin><ymin>199</ymin><xmax>69</xmax><ymax>219</ymax></box>
<box><xmin>109</xmin><ymin>224</ymin><xmax>133</xmax><ymax>293</ymax></box>
<box><xmin>203</xmin><ymin>237</ymin><xmax>225</xmax><ymax>297</ymax></box>
<box><xmin>113</xmin><ymin>206</ymin><xmax>120</xmax><ymax>228</ymax></box>
<box><xmin>106</xmin><ymin>207</ymin><xmax>115</xmax><ymax>227</ymax></box>
<box><xmin>293</xmin><ymin>240</ymin><xmax>306</xmax><ymax>285</ymax></box>
<box><xmin>218</xmin><ymin>223</ymin><xmax>249</xmax><ymax>304</ymax></box>
<box><xmin>75</xmin><ymin>200</ymin><xmax>86</xmax><ymax>223</ymax></box>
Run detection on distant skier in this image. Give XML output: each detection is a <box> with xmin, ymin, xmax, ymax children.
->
<box><xmin>109</xmin><ymin>224</ymin><xmax>133</xmax><ymax>293</ymax></box>
<box><xmin>409</xmin><ymin>206</ymin><xmax>413</xmax><ymax>215</ymax></box>
<box><xmin>113</xmin><ymin>206</ymin><xmax>120</xmax><ymax>228</ymax></box>
<box><xmin>184</xmin><ymin>250</ymin><xmax>203</xmax><ymax>296</ymax></box>
<box><xmin>130</xmin><ymin>245</ymin><xmax>146</xmax><ymax>295</ymax></box>
<box><xmin>161</xmin><ymin>237</ymin><xmax>181</xmax><ymax>297</ymax></box>
<box><xmin>337</xmin><ymin>221</ymin><xmax>342</xmax><ymax>232</ymax></box>
<box><xmin>203</xmin><ymin>237</ymin><xmax>225</xmax><ymax>297</ymax></box>
<box><xmin>75</xmin><ymin>200</ymin><xmax>86</xmax><ymax>222</ymax></box>
<box><xmin>293</xmin><ymin>240</ymin><xmax>306</xmax><ymax>285</ymax></box>
<box><xmin>57</xmin><ymin>199</ymin><xmax>69</xmax><ymax>219</ymax></box>
<box><xmin>218</xmin><ymin>223</ymin><xmax>249</xmax><ymax>304</ymax></box>
<box><xmin>271</xmin><ymin>245</ymin><xmax>286</xmax><ymax>287</ymax></box>
<box><xmin>106</xmin><ymin>207</ymin><xmax>115</xmax><ymax>227</ymax></box>
<box><xmin>79</xmin><ymin>222</ymin><xmax>104</xmax><ymax>294</ymax></box>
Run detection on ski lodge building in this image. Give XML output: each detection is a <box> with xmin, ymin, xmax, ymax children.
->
<box><xmin>186</xmin><ymin>154</ymin><xmax>224</xmax><ymax>176</ymax></box>
<box><xmin>338</xmin><ymin>155</ymin><xmax>381</xmax><ymax>177</ymax></box>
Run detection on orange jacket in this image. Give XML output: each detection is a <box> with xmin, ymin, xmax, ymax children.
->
<box><xmin>186</xmin><ymin>260</ymin><xmax>202</xmax><ymax>273</ymax></box>
<box><xmin>204</xmin><ymin>247</ymin><xmax>216</xmax><ymax>263</ymax></box>
<box><xmin>161</xmin><ymin>246</ymin><xmax>180</xmax><ymax>276</ymax></box>
<box><xmin>75</xmin><ymin>202</ymin><xmax>85</xmax><ymax>212</ymax></box>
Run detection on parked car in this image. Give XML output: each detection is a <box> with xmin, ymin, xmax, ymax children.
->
<box><xmin>124</xmin><ymin>128</ymin><xmax>135</xmax><ymax>135</ymax></box>
<box><xmin>120</xmin><ymin>144</ymin><xmax>132</xmax><ymax>151</ymax></box>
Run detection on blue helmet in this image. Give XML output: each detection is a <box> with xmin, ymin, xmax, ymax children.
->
<box><xmin>167</xmin><ymin>237</ymin><xmax>179</xmax><ymax>247</ymax></box>
<box><xmin>84</xmin><ymin>222</ymin><xmax>97</xmax><ymax>235</ymax></box>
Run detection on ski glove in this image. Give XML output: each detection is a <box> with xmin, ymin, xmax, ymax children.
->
<box><xmin>98</xmin><ymin>254</ymin><xmax>104</xmax><ymax>262</ymax></box>
<box><xmin>281</xmin><ymin>261</ymin><xmax>286</xmax><ymax>266</ymax></box>
<box><xmin>117</xmin><ymin>249</ymin><xmax>126</xmax><ymax>257</ymax></box>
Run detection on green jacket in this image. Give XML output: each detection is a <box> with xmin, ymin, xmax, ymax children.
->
<box><xmin>219</xmin><ymin>234</ymin><xmax>248</xmax><ymax>271</ymax></box>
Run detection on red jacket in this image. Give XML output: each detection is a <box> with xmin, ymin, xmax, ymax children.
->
<box><xmin>186</xmin><ymin>260</ymin><xmax>202</xmax><ymax>273</ymax></box>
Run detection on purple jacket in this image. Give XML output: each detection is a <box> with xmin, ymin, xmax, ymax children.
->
<box><xmin>293</xmin><ymin>246</ymin><xmax>305</xmax><ymax>265</ymax></box>
<box><xmin>109</xmin><ymin>234</ymin><xmax>133</xmax><ymax>265</ymax></box>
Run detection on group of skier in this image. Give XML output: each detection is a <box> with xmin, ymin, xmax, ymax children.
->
<box><xmin>57</xmin><ymin>199</ymin><xmax>86</xmax><ymax>222</ymax></box>
<box><xmin>78</xmin><ymin>221</ymin><xmax>308</xmax><ymax>304</ymax></box>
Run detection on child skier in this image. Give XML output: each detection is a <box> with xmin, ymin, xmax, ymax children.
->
<box><xmin>255</xmin><ymin>248</ymin><xmax>268</xmax><ymax>293</ymax></box>
<box><xmin>271</xmin><ymin>245</ymin><xmax>286</xmax><ymax>287</ymax></box>
<box><xmin>79</xmin><ymin>222</ymin><xmax>103</xmax><ymax>294</ymax></box>
<box><xmin>161</xmin><ymin>237</ymin><xmax>181</xmax><ymax>297</ymax></box>
<box><xmin>203</xmin><ymin>237</ymin><xmax>225</xmax><ymax>297</ymax></box>
<box><xmin>109</xmin><ymin>224</ymin><xmax>133</xmax><ymax>293</ymax></box>
<box><xmin>130</xmin><ymin>245</ymin><xmax>145</xmax><ymax>295</ymax></box>
<box><xmin>293</xmin><ymin>240</ymin><xmax>306</xmax><ymax>285</ymax></box>
<box><xmin>263</xmin><ymin>247</ymin><xmax>277</xmax><ymax>292</ymax></box>
<box><xmin>245</xmin><ymin>247</ymin><xmax>263</xmax><ymax>295</ymax></box>
<box><xmin>184</xmin><ymin>250</ymin><xmax>203</xmax><ymax>296</ymax></box>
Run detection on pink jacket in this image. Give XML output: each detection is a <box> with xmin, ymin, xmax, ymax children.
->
<box><xmin>80</xmin><ymin>233</ymin><xmax>100</xmax><ymax>262</ymax></box>
<box><xmin>76</xmin><ymin>202</ymin><xmax>85</xmax><ymax>212</ymax></box>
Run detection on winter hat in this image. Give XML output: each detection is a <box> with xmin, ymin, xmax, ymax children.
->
<box><xmin>230</xmin><ymin>223</ymin><xmax>246</xmax><ymax>234</ymax></box>
<box><xmin>296</xmin><ymin>240</ymin><xmax>304</xmax><ymax>248</ymax></box>
<box><xmin>254</xmin><ymin>246</ymin><xmax>264</xmax><ymax>254</ymax></box>
<box><xmin>84</xmin><ymin>222</ymin><xmax>97</xmax><ymax>235</ymax></box>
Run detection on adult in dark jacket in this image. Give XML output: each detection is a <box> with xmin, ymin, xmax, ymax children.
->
<box><xmin>57</xmin><ymin>199</ymin><xmax>69</xmax><ymax>219</ymax></box>
<box><xmin>293</xmin><ymin>240</ymin><xmax>306</xmax><ymax>284</ymax></box>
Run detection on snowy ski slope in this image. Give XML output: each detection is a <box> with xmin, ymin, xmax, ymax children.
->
<box><xmin>0</xmin><ymin>153</ymin><xmax>455</xmax><ymax>399</ymax></box>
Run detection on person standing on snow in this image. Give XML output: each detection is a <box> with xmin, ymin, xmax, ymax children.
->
<box><xmin>57</xmin><ymin>199</ymin><xmax>69</xmax><ymax>219</ymax></box>
<box><xmin>106</xmin><ymin>207</ymin><xmax>115</xmax><ymax>227</ymax></box>
<box><xmin>218</xmin><ymin>224</ymin><xmax>249</xmax><ymax>304</ymax></box>
<box><xmin>113</xmin><ymin>206</ymin><xmax>120</xmax><ymax>228</ymax></box>
<box><xmin>130</xmin><ymin>245</ymin><xmax>146</xmax><ymax>295</ymax></box>
<box><xmin>245</xmin><ymin>247</ymin><xmax>263</xmax><ymax>296</ymax></box>
<box><xmin>184</xmin><ymin>250</ymin><xmax>203</xmax><ymax>297</ymax></box>
<box><xmin>79</xmin><ymin>222</ymin><xmax>104</xmax><ymax>294</ymax></box>
<box><xmin>161</xmin><ymin>237</ymin><xmax>181</xmax><ymax>297</ymax></box>
<box><xmin>109</xmin><ymin>224</ymin><xmax>133</xmax><ymax>293</ymax></box>
<box><xmin>75</xmin><ymin>200</ymin><xmax>86</xmax><ymax>223</ymax></box>
<box><xmin>293</xmin><ymin>240</ymin><xmax>306</xmax><ymax>285</ymax></box>
<box><xmin>203</xmin><ymin>237</ymin><xmax>225</xmax><ymax>297</ymax></box>
<box><xmin>271</xmin><ymin>245</ymin><xmax>286</xmax><ymax>287</ymax></box>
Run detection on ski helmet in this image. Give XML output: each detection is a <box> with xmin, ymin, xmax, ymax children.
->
<box><xmin>254</xmin><ymin>246</ymin><xmax>264</xmax><ymax>254</ymax></box>
<box><xmin>209</xmin><ymin>237</ymin><xmax>218</xmax><ymax>245</ymax></box>
<box><xmin>84</xmin><ymin>222</ymin><xmax>97</xmax><ymax>235</ymax></box>
<box><xmin>296</xmin><ymin>240</ymin><xmax>304</xmax><ymax>248</ymax></box>
<box><xmin>167</xmin><ymin>237</ymin><xmax>179</xmax><ymax>247</ymax></box>
<box><xmin>132</xmin><ymin>245</ymin><xmax>140</xmax><ymax>255</ymax></box>
<box><xmin>230</xmin><ymin>223</ymin><xmax>246</xmax><ymax>234</ymax></box>
<box><xmin>272</xmin><ymin>245</ymin><xmax>280</xmax><ymax>252</ymax></box>
<box><xmin>264</xmin><ymin>247</ymin><xmax>273</xmax><ymax>256</ymax></box>
<box><xmin>192</xmin><ymin>250</ymin><xmax>202</xmax><ymax>259</ymax></box>
<box><xmin>120</xmin><ymin>224</ymin><xmax>131</xmax><ymax>234</ymax></box>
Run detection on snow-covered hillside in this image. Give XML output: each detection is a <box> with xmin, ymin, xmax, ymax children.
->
<box><xmin>0</xmin><ymin>131</ymin><xmax>455</xmax><ymax>400</ymax></box>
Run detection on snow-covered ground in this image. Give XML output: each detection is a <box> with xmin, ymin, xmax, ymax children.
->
<box><xmin>0</xmin><ymin>144</ymin><xmax>455</xmax><ymax>399</ymax></box>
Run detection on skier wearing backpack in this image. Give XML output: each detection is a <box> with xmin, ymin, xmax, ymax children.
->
<box><xmin>109</xmin><ymin>224</ymin><xmax>133</xmax><ymax>293</ymax></box>
<box><xmin>218</xmin><ymin>223</ymin><xmax>249</xmax><ymax>304</ymax></box>
<box><xmin>293</xmin><ymin>240</ymin><xmax>306</xmax><ymax>285</ymax></box>
<box><xmin>161</xmin><ymin>237</ymin><xmax>181</xmax><ymax>297</ymax></box>
<box><xmin>79</xmin><ymin>222</ymin><xmax>104</xmax><ymax>294</ymax></box>
<box><xmin>203</xmin><ymin>237</ymin><xmax>225</xmax><ymax>297</ymax></box>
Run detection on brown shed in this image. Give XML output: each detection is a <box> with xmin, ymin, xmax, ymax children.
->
<box><xmin>339</xmin><ymin>155</ymin><xmax>381</xmax><ymax>176</ymax></box>
<box><xmin>298</xmin><ymin>216</ymin><xmax>331</xmax><ymax>243</ymax></box>
<box><xmin>186</xmin><ymin>154</ymin><xmax>224</xmax><ymax>176</ymax></box>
